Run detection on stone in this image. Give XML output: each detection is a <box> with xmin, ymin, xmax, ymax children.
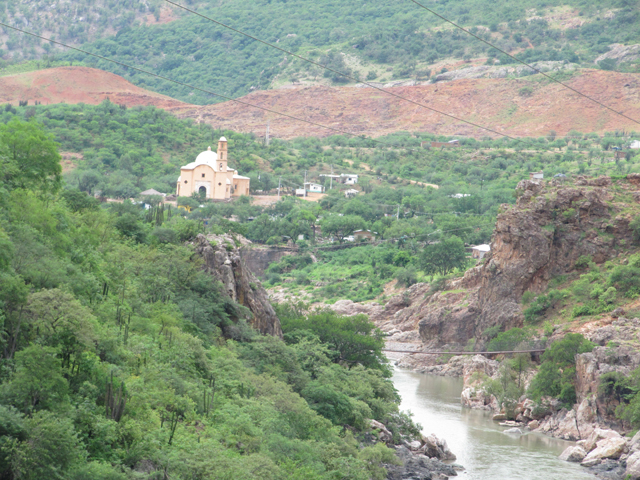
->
<box><xmin>581</xmin><ymin>437</ymin><xmax>627</xmax><ymax>464</ymax></box>
<box><xmin>559</xmin><ymin>446</ymin><xmax>587</xmax><ymax>462</ymax></box>
<box><xmin>492</xmin><ymin>413</ymin><xmax>507</xmax><ymax>421</ymax></box>
<box><xmin>611</xmin><ymin>307</ymin><xmax>626</xmax><ymax>318</ymax></box>
<box><xmin>528</xmin><ymin>420</ymin><xmax>539</xmax><ymax>430</ymax></box>
<box><xmin>386</xmin><ymin>446</ymin><xmax>458</xmax><ymax>480</ymax></box>
<box><xmin>422</xmin><ymin>434</ymin><xmax>456</xmax><ymax>461</ymax></box>
<box><xmin>503</xmin><ymin>428</ymin><xmax>523</xmax><ymax>435</ymax></box>
<box><xmin>626</xmin><ymin>451</ymin><xmax>640</xmax><ymax>480</ymax></box>
<box><xmin>408</xmin><ymin>440</ymin><xmax>422</xmax><ymax>451</ymax></box>
<box><xmin>583</xmin><ymin>429</ymin><xmax>623</xmax><ymax>453</ymax></box>
<box><xmin>369</xmin><ymin>419</ymin><xmax>393</xmax><ymax>444</ymax></box>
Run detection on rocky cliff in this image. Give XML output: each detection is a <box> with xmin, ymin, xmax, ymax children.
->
<box><xmin>193</xmin><ymin>233</ymin><xmax>282</xmax><ymax>337</ymax></box>
<box><xmin>334</xmin><ymin>177</ymin><xmax>636</xmax><ymax>351</ymax></box>
<box><xmin>420</xmin><ymin>177</ymin><xmax>633</xmax><ymax>348</ymax></box>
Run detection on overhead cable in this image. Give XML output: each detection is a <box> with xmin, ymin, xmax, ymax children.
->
<box><xmin>406</xmin><ymin>0</ymin><xmax>640</xmax><ymax>127</ymax></box>
<box><xmin>162</xmin><ymin>0</ymin><xmax>517</xmax><ymax>140</ymax></box>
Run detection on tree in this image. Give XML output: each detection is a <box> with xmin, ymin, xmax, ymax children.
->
<box><xmin>321</xmin><ymin>215</ymin><xmax>366</xmax><ymax>244</ymax></box>
<box><xmin>3</xmin><ymin>411</ymin><xmax>82</xmax><ymax>480</ymax></box>
<box><xmin>0</xmin><ymin>119</ymin><xmax>62</xmax><ymax>193</ymax></box>
<box><xmin>281</xmin><ymin>311</ymin><xmax>386</xmax><ymax>371</ymax></box>
<box><xmin>3</xmin><ymin>345</ymin><xmax>69</xmax><ymax>413</ymax></box>
<box><xmin>419</xmin><ymin>236</ymin><xmax>467</xmax><ymax>276</ymax></box>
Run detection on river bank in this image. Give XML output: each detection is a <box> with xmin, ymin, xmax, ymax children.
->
<box><xmin>392</xmin><ymin>368</ymin><xmax>596</xmax><ymax>479</ymax></box>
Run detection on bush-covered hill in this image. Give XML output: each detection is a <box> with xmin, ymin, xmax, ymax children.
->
<box><xmin>0</xmin><ymin>118</ymin><xmax>421</xmax><ymax>479</ymax></box>
<box><xmin>3</xmin><ymin>0</ymin><xmax>634</xmax><ymax>104</ymax></box>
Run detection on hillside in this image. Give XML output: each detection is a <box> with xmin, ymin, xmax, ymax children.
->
<box><xmin>5</xmin><ymin>66</ymin><xmax>639</xmax><ymax>140</ymax></box>
<box><xmin>0</xmin><ymin>66</ymin><xmax>192</xmax><ymax>110</ymax></box>
<box><xmin>46</xmin><ymin>0</ymin><xmax>639</xmax><ymax>105</ymax></box>
<box><xmin>180</xmin><ymin>69</ymin><xmax>640</xmax><ymax>139</ymax></box>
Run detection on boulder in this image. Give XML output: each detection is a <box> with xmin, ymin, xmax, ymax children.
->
<box><xmin>583</xmin><ymin>429</ymin><xmax>622</xmax><ymax>453</ymax></box>
<box><xmin>559</xmin><ymin>446</ymin><xmax>587</xmax><ymax>462</ymax></box>
<box><xmin>528</xmin><ymin>420</ymin><xmax>539</xmax><ymax>430</ymax></box>
<box><xmin>369</xmin><ymin>419</ymin><xmax>393</xmax><ymax>444</ymax></box>
<box><xmin>626</xmin><ymin>451</ymin><xmax>640</xmax><ymax>480</ymax></box>
<box><xmin>408</xmin><ymin>440</ymin><xmax>422</xmax><ymax>451</ymax></box>
<box><xmin>492</xmin><ymin>413</ymin><xmax>507</xmax><ymax>421</ymax></box>
<box><xmin>581</xmin><ymin>437</ymin><xmax>627</xmax><ymax>465</ymax></box>
<box><xmin>422</xmin><ymin>434</ymin><xmax>457</xmax><ymax>461</ymax></box>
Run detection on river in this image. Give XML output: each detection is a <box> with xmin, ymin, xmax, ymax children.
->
<box><xmin>392</xmin><ymin>368</ymin><xmax>595</xmax><ymax>479</ymax></box>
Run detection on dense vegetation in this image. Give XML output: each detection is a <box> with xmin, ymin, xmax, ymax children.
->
<box><xmin>3</xmin><ymin>0</ymin><xmax>639</xmax><ymax>102</ymax></box>
<box><xmin>2</xmin><ymin>101</ymin><xmax>638</xmax><ymax>305</ymax></box>
<box><xmin>0</xmin><ymin>119</ymin><xmax>421</xmax><ymax>479</ymax></box>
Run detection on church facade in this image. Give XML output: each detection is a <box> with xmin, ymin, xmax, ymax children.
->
<box><xmin>176</xmin><ymin>137</ymin><xmax>250</xmax><ymax>200</ymax></box>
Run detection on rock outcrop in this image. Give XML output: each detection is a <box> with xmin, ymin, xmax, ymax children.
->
<box><xmin>385</xmin><ymin>446</ymin><xmax>460</xmax><ymax>479</ymax></box>
<box><xmin>193</xmin><ymin>234</ymin><xmax>282</xmax><ymax>337</ymax></box>
<box><xmin>434</xmin><ymin>61</ymin><xmax>575</xmax><ymax>83</ymax></box>
<box><xmin>417</xmin><ymin>178</ymin><xmax>633</xmax><ymax>348</ymax></box>
<box><xmin>595</xmin><ymin>44</ymin><xmax>640</xmax><ymax>66</ymax></box>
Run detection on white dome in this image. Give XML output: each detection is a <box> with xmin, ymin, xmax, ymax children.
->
<box><xmin>195</xmin><ymin>148</ymin><xmax>218</xmax><ymax>164</ymax></box>
<box><xmin>219</xmin><ymin>136</ymin><xmax>227</xmax><ymax>142</ymax></box>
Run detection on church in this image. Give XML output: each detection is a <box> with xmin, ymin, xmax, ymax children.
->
<box><xmin>176</xmin><ymin>137</ymin><xmax>250</xmax><ymax>200</ymax></box>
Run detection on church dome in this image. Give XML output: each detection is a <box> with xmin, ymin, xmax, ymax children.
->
<box><xmin>195</xmin><ymin>146</ymin><xmax>218</xmax><ymax>165</ymax></box>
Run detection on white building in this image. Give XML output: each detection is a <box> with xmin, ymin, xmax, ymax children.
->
<box><xmin>341</xmin><ymin>174</ymin><xmax>358</xmax><ymax>185</ymax></box>
<box><xmin>304</xmin><ymin>182</ymin><xmax>324</xmax><ymax>193</ymax></box>
<box><xmin>345</xmin><ymin>189</ymin><xmax>359</xmax><ymax>198</ymax></box>
<box><xmin>630</xmin><ymin>140</ymin><xmax>640</xmax><ymax>149</ymax></box>
<box><xmin>471</xmin><ymin>244</ymin><xmax>491</xmax><ymax>259</ymax></box>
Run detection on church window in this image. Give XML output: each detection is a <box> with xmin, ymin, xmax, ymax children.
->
<box><xmin>220</xmin><ymin>163</ymin><xmax>223</xmax><ymax>169</ymax></box>
<box><xmin>202</xmin><ymin>173</ymin><xmax>205</xmax><ymax>178</ymax></box>
<box><xmin>218</xmin><ymin>182</ymin><xmax>222</xmax><ymax>186</ymax></box>
<box><xmin>184</xmin><ymin>180</ymin><xmax>188</xmax><ymax>183</ymax></box>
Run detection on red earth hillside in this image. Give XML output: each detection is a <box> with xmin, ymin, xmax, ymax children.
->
<box><xmin>1</xmin><ymin>67</ymin><xmax>639</xmax><ymax>140</ymax></box>
<box><xmin>178</xmin><ymin>69</ymin><xmax>640</xmax><ymax>139</ymax></box>
<box><xmin>0</xmin><ymin>67</ymin><xmax>193</xmax><ymax>111</ymax></box>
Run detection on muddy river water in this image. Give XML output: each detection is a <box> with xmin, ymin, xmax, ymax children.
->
<box><xmin>392</xmin><ymin>368</ymin><xmax>596</xmax><ymax>479</ymax></box>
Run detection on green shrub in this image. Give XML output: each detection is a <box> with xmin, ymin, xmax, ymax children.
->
<box><xmin>574</xmin><ymin>255</ymin><xmax>592</xmax><ymax>270</ymax></box>
<box><xmin>528</xmin><ymin>334</ymin><xmax>595</xmax><ymax>407</ymax></box>
<box><xmin>395</xmin><ymin>267</ymin><xmax>417</xmax><ymax>287</ymax></box>
<box><xmin>483</xmin><ymin>325</ymin><xmax>502</xmax><ymax>340</ymax></box>
<box><xmin>608</xmin><ymin>265</ymin><xmax>640</xmax><ymax>297</ymax></box>
<box><xmin>521</xmin><ymin>291</ymin><xmax>535</xmax><ymax>304</ymax></box>
<box><xmin>487</xmin><ymin>328</ymin><xmax>532</xmax><ymax>351</ymax></box>
<box><xmin>523</xmin><ymin>290</ymin><xmax>564</xmax><ymax>324</ymax></box>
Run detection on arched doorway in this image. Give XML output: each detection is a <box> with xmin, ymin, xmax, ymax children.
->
<box><xmin>198</xmin><ymin>186</ymin><xmax>207</xmax><ymax>197</ymax></box>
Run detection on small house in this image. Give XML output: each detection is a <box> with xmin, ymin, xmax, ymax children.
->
<box><xmin>471</xmin><ymin>244</ymin><xmax>491</xmax><ymax>259</ymax></box>
<box><xmin>295</xmin><ymin>188</ymin><xmax>306</xmax><ymax>197</ymax></box>
<box><xmin>341</xmin><ymin>174</ymin><xmax>358</xmax><ymax>185</ymax></box>
<box><xmin>630</xmin><ymin>140</ymin><xmax>640</xmax><ymax>149</ymax></box>
<box><xmin>529</xmin><ymin>171</ymin><xmax>544</xmax><ymax>180</ymax></box>
<box><xmin>615</xmin><ymin>150</ymin><xmax>627</xmax><ymax>160</ymax></box>
<box><xmin>304</xmin><ymin>182</ymin><xmax>324</xmax><ymax>193</ymax></box>
<box><xmin>353</xmin><ymin>229</ymin><xmax>374</xmax><ymax>241</ymax></box>
<box><xmin>345</xmin><ymin>189</ymin><xmax>359</xmax><ymax>198</ymax></box>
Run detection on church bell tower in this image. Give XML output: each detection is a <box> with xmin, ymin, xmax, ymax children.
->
<box><xmin>217</xmin><ymin>137</ymin><xmax>228</xmax><ymax>171</ymax></box>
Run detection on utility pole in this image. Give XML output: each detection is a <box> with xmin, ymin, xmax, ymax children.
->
<box><xmin>278</xmin><ymin>177</ymin><xmax>281</xmax><ymax>200</ymax></box>
<box><xmin>265</xmin><ymin>121</ymin><xmax>270</xmax><ymax>146</ymax></box>
<box><xmin>304</xmin><ymin>170</ymin><xmax>307</xmax><ymax>197</ymax></box>
<box><xmin>396</xmin><ymin>204</ymin><xmax>400</xmax><ymax>221</ymax></box>
<box><xmin>330</xmin><ymin>164</ymin><xmax>333</xmax><ymax>190</ymax></box>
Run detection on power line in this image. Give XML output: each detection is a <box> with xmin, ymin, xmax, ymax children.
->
<box><xmin>162</xmin><ymin>0</ymin><xmax>517</xmax><ymax>141</ymax></box>
<box><xmin>406</xmin><ymin>0</ymin><xmax>640</xmax><ymax>128</ymax></box>
<box><xmin>0</xmin><ymin>23</ymin><xmax>431</xmax><ymax>153</ymax></box>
